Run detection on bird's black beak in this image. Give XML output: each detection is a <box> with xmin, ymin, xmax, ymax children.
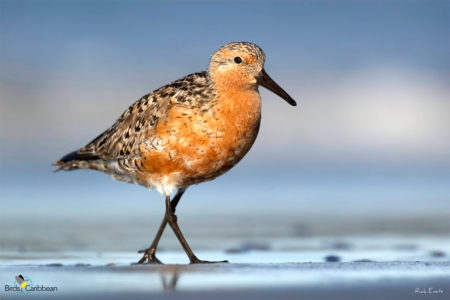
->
<box><xmin>257</xmin><ymin>69</ymin><xmax>297</xmax><ymax>106</ymax></box>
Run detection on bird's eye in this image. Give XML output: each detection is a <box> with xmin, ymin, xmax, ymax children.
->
<box><xmin>234</xmin><ymin>56</ymin><xmax>242</xmax><ymax>64</ymax></box>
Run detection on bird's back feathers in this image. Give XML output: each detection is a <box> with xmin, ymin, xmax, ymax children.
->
<box><xmin>53</xmin><ymin>72</ymin><xmax>214</xmax><ymax>173</ymax></box>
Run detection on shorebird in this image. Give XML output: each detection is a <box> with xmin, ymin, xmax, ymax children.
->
<box><xmin>54</xmin><ymin>42</ymin><xmax>297</xmax><ymax>264</ymax></box>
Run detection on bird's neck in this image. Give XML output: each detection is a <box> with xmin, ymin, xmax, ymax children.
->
<box><xmin>208</xmin><ymin>74</ymin><xmax>261</xmax><ymax>135</ymax></box>
<box><xmin>209</xmin><ymin>72</ymin><xmax>261</xmax><ymax>116</ymax></box>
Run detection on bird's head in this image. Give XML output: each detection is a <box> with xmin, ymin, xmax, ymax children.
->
<box><xmin>209</xmin><ymin>42</ymin><xmax>297</xmax><ymax>106</ymax></box>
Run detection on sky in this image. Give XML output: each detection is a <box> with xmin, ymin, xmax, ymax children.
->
<box><xmin>0</xmin><ymin>0</ymin><xmax>449</xmax><ymax>221</ymax></box>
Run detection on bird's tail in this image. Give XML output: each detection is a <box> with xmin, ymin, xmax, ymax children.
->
<box><xmin>52</xmin><ymin>151</ymin><xmax>100</xmax><ymax>172</ymax></box>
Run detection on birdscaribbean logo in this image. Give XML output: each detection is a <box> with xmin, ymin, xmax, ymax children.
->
<box><xmin>4</xmin><ymin>274</ymin><xmax>58</xmax><ymax>294</ymax></box>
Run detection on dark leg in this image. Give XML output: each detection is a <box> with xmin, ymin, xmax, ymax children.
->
<box><xmin>164</xmin><ymin>194</ymin><xmax>228</xmax><ymax>264</ymax></box>
<box><xmin>137</xmin><ymin>188</ymin><xmax>186</xmax><ymax>264</ymax></box>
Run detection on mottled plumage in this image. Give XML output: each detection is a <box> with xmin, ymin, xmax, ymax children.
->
<box><xmin>55</xmin><ymin>71</ymin><xmax>218</xmax><ymax>191</ymax></box>
<box><xmin>54</xmin><ymin>42</ymin><xmax>296</xmax><ymax>264</ymax></box>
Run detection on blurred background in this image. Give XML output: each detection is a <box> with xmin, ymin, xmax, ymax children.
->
<box><xmin>1</xmin><ymin>0</ymin><xmax>449</xmax><ymax>253</ymax></box>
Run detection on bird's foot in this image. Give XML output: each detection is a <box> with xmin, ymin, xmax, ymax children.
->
<box><xmin>136</xmin><ymin>249</ymin><xmax>163</xmax><ymax>264</ymax></box>
<box><xmin>190</xmin><ymin>258</ymin><xmax>229</xmax><ymax>264</ymax></box>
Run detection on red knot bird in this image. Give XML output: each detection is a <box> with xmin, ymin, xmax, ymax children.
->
<box><xmin>54</xmin><ymin>41</ymin><xmax>297</xmax><ymax>264</ymax></box>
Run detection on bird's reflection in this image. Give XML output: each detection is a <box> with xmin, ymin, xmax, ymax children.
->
<box><xmin>159</xmin><ymin>267</ymin><xmax>180</xmax><ymax>292</ymax></box>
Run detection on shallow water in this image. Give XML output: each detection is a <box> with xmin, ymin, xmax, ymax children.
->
<box><xmin>1</xmin><ymin>236</ymin><xmax>450</xmax><ymax>299</ymax></box>
<box><xmin>2</xmin><ymin>210</ymin><xmax>449</xmax><ymax>299</ymax></box>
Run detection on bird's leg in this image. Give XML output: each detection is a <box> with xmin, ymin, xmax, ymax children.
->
<box><xmin>164</xmin><ymin>194</ymin><xmax>228</xmax><ymax>264</ymax></box>
<box><xmin>137</xmin><ymin>188</ymin><xmax>186</xmax><ymax>264</ymax></box>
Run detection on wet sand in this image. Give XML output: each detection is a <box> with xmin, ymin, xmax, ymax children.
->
<box><xmin>1</xmin><ymin>214</ymin><xmax>449</xmax><ymax>299</ymax></box>
<box><xmin>1</xmin><ymin>249</ymin><xmax>449</xmax><ymax>300</ymax></box>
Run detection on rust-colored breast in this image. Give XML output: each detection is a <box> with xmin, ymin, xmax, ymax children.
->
<box><xmin>137</xmin><ymin>88</ymin><xmax>261</xmax><ymax>189</ymax></box>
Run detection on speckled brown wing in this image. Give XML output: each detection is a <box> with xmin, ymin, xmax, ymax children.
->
<box><xmin>80</xmin><ymin>71</ymin><xmax>213</xmax><ymax>160</ymax></box>
<box><xmin>53</xmin><ymin>72</ymin><xmax>213</xmax><ymax>172</ymax></box>
<box><xmin>79</xmin><ymin>91</ymin><xmax>170</xmax><ymax>160</ymax></box>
